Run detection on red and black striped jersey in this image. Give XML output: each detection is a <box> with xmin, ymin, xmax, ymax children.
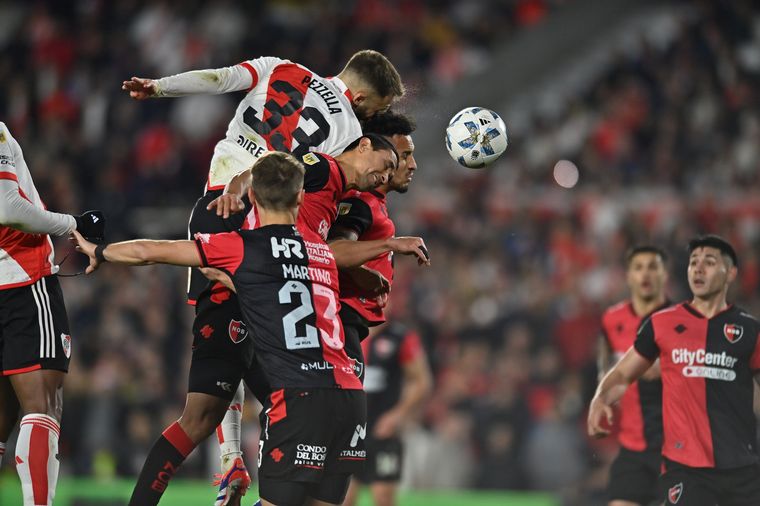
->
<box><xmin>187</xmin><ymin>152</ymin><xmax>347</xmax><ymax>304</ymax></box>
<box><xmin>332</xmin><ymin>189</ymin><xmax>395</xmax><ymax>324</ymax></box>
<box><xmin>635</xmin><ymin>303</ymin><xmax>760</xmax><ymax>468</ymax></box>
<box><xmin>205</xmin><ymin>57</ymin><xmax>362</xmax><ymax>190</ymax></box>
<box><xmin>362</xmin><ymin>322</ymin><xmax>424</xmax><ymax>430</ymax></box>
<box><xmin>602</xmin><ymin>300</ymin><xmax>666</xmax><ymax>452</ymax></box>
<box><xmin>195</xmin><ymin>223</ymin><xmax>361</xmax><ymax>390</ymax></box>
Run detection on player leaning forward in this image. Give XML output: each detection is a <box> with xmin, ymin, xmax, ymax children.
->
<box><xmin>589</xmin><ymin>235</ymin><xmax>760</xmax><ymax>506</ymax></box>
<box><xmin>75</xmin><ymin>152</ymin><xmax>376</xmax><ymax>506</ymax></box>
<box><xmin>123</xmin><ymin>49</ymin><xmax>404</xmax><ymax>504</ymax></box>
<box><xmin>0</xmin><ymin>122</ymin><xmax>104</xmax><ymax>505</ymax></box>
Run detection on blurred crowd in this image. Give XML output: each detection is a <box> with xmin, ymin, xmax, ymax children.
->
<box><xmin>1</xmin><ymin>0</ymin><xmax>759</xmax><ymax>503</ymax></box>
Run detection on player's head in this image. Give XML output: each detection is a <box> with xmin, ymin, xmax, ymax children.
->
<box><xmin>624</xmin><ymin>245</ymin><xmax>668</xmax><ymax>303</ymax></box>
<box><xmin>341</xmin><ymin>133</ymin><xmax>398</xmax><ymax>191</ymax></box>
<box><xmin>338</xmin><ymin>50</ymin><xmax>404</xmax><ymax>120</ymax></box>
<box><xmin>249</xmin><ymin>152</ymin><xmax>305</xmax><ymax>212</ymax></box>
<box><xmin>686</xmin><ymin>235</ymin><xmax>738</xmax><ymax>300</ymax></box>
<box><xmin>362</xmin><ymin>111</ymin><xmax>417</xmax><ymax>193</ymax></box>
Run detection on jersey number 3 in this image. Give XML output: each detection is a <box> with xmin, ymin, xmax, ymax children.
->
<box><xmin>279</xmin><ymin>281</ymin><xmax>343</xmax><ymax>350</ymax></box>
<box><xmin>243</xmin><ymin>80</ymin><xmax>331</xmax><ymax>156</ymax></box>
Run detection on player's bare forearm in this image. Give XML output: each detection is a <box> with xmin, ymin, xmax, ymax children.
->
<box><xmin>330</xmin><ymin>236</ymin><xmax>429</xmax><ymax>268</ymax></box>
<box><xmin>226</xmin><ymin>169</ymin><xmax>252</xmax><ymax>198</ymax></box>
<box><xmin>330</xmin><ymin>238</ymin><xmax>394</xmax><ymax>268</ymax></box>
<box><xmin>398</xmin><ymin>355</ymin><xmax>433</xmax><ymax>419</ymax></box>
<box><xmin>595</xmin><ymin>348</ymin><xmax>653</xmax><ymax>404</ymax></box>
<box><xmin>101</xmin><ymin>240</ymin><xmax>202</xmax><ymax>267</ymax></box>
<box><xmin>597</xmin><ymin>335</ymin><xmax>611</xmax><ymax>381</ymax></box>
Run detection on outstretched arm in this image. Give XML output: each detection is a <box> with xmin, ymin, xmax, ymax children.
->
<box><xmin>588</xmin><ymin>348</ymin><xmax>653</xmax><ymax>437</ymax></box>
<box><xmin>329</xmin><ymin>236</ymin><xmax>430</xmax><ymax>268</ymax></box>
<box><xmin>73</xmin><ymin>231</ymin><xmax>201</xmax><ymax>274</ymax></box>
<box><xmin>122</xmin><ymin>65</ymin><xmax>254</xmax><ymax>99</ymax></box>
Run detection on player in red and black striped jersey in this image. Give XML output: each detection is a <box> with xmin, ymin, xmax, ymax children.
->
<box><xmin>125</xmin><ymin>51</ymin><xmax>404</xmax><ymax>503</ymax></box>
<box><xmin>597</xmin><ymin>245</ymin><xmax>669</xmax><ymax>506</ymax></box>
<box><xmin>590</xmin><ymin>235</ymin><xmax>760</xmax><ymax>506</ymax></box>
<box><xmin>328</xmin><ymin>112</ymin><xmax>430</xmax><ymax>376</ymax></box>
<box><xmin>327</xmin><ymin>112</ymin><xmax>433</xmax><ymax>505</ymax></box>
<box><xmin>74</xmin><ymin>152</ymin><xmax>375</xmax><ymax>506</ymax></box>
<box><xmin>343</xmin><ymin>321</ymin><xmax>432</xmax><ymax>506</ymax></box>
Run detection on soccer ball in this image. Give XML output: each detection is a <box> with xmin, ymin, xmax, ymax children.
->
<box><xmin>445</xmin><ymin>107</ymin><xmax>508</xmax><ymax>168</ymax></box>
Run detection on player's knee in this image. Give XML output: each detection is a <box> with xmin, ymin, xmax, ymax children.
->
<box><xmin>179</xmin><ymin>407</ymin><xmax>225</xmax><ymax>443</ymax></box>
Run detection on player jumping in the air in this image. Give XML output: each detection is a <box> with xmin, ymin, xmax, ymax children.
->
<box><xmin>123</xmin><ymin>50</ymin><xmax>405</xmax><ymax>504</ymax></box>
<box><xmin>74</xmin><ymin>152</ymin><xmax>369</xmax><ymax>506</ymax></box>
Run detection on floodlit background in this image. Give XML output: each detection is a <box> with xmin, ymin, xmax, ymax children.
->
<box><xmin>1</xmin><ymin>0</ymin><xmax>760</xmax><ymax>504</ymax></box>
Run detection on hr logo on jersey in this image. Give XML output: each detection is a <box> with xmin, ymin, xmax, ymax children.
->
<box><xmin>723</xmin><ymin>323</ymin><xmax>744</xmax><ymax>344</ymax></box>
<box><xmin>668</xmin><ymin>482</ymin><xmax>683</xmax><ymax>503</ymax></box>
<box><xmin>228</xmin><ymin>320</ymin><xmax>248</xmax><ymax>344</ymax></box>
<box><xmin>60</xmin><ymin>333</ymin><xmax>71</xmax><ymax>358</ymax></box>
<box><xmin>271</xmin><ymin>237</ymin><xmax>304</xmax><ymax>259</ymax></box>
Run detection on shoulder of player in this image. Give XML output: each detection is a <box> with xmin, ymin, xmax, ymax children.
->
<box><xmin>603</xmin><ymin>300</ymin><xmax>632</xmax><ymax>320</ymax></box>
<box><xmin>732</xmin><ymin>306</ymin><xmax>760</xmax><ymax>326</ymax></box>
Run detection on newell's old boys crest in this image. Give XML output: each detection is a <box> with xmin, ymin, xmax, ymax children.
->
<box><xmin>724</xmin><ymin>323</ymin><xmax>744</xmax><ymax>344</ymax></box>
<box><xmin>668</xmin><ymin>483</ymin><xmax>683</xmax><ymax>504</ymax></box>
<box><xmin>228</xmin><ymin>320</ymin><xmax>248</xmax><ymax>344</ymax></box>
<box><xmin>60</xmin><ymin>333</ymin><xmax>72</xmax><ymax>358</ymax></box>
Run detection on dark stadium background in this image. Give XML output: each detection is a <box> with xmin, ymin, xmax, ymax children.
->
<box><xmin>1</xmin><ymin>0</ymin><xmax>759</xmax><ymax>504</ymax></box>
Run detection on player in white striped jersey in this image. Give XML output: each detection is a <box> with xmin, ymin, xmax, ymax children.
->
<box><xmin>0</xmin><ymin>122</ymin><xmax>105</xmax><ymax>506</ymax></box>
<box><xmin>122</xmin><ymin>51</ymin><xmax>404</xmax><ymax>505</ymax></box>
<box><xmin>123</xmin><ymin>50</ymin><xmax>404</xmax><ymax>191</ymax></box>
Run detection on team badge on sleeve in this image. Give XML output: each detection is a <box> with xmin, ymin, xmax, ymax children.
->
<box><xmin>723</xmin><ymin>323</ymin><xmax>744</xmax><ymax>344</ymax></box>
<box><xmin>302</xmin><ymin>153</ymin><xmax>319</xmax><ymax>165</ymax></box>
<box><xmin>338</xmin><ymin>203</ymin><xmax>352</xmax><ymax>216</ymax></box>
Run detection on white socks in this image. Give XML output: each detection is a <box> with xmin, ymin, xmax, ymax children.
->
<box><xmin>217</xmin><ymin>382</ymin><xmax>244</xmax><ymax>470</ymax></box>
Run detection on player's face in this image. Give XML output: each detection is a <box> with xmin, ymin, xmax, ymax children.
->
<box><xmin>353</xmin><ymin>93</ymin><xmax>393</xmax><ymax>120</ymax></box>
<box><xmin>626</xmin><ymin>252</ymin><xmax>667</xmax><ymax>302</ymax></box>
<box><xmin>356</xmin><ymin>148</ymin><xmax>397</xmax><ymax>191</ymax></box>
<box><xmin>388</xmin><ymin>134</ymin><xmax>417</xmax><ymax>193</ymax></box>
<box><xmin>688</xmin><ymin>247</ymin><xmax>736</xmax><ymax>299</ymax></box>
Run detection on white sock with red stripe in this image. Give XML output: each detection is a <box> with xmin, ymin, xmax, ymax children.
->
<box><xmin>16</xmin><ymin>414</ymin><xmax>60</xmax><ymax>506</ymax></box>
<box><xmin>0</xmin><ymin>441</ymin><xmax>6</xmax><ymax>466</ymax></box>
<box><xmin>216</xmin><ymin>382</ymin><xmax>244</xmax><ymax>471</ymax></box>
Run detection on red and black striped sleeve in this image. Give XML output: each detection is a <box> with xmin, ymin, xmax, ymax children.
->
<box><xmin>634</xmin><ymin>316</ymin><xmax>659</xmax><ymax>361</ymax></box>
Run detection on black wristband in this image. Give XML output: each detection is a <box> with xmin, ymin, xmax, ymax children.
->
<box><xmin>94</xmin><ymin>244</ymin><xmax>108</xmax><ymax>263</ymax></box>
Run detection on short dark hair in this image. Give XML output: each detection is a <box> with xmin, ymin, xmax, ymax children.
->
<box><xmin>362</xmin><ymin>110</ymin><xmax>416</xmax><ymax>137</ymax></box>
<box><xmin>625</xmin><ymin>245</ymin><xmax>668</xmax><ymax>267</ymax></box>
<box><xmin>341</xmin><ymin>49</ymin><xmax>404</xmax><ymax>98</ymax></box>
<box><xmin>251</xmin><ymin>152</ymin><xmax>304</xmax><ymax>211</ymax></box>
<box><xmin>688</xmin><ymin>234</ymin><xmax>738</xmax><ymax>267</ymax></box>
<box><xmin>344</xmin><ymin>133</ymin><xmax>399</xmax><ymax>163</ymax></box>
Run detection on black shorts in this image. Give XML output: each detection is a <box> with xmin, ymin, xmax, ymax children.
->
<box><xmin>0</xmin><ymin>276</ymin><xmax>71</xmax><ymax>376</ymax></box>
<box><xmin>660</xmin><ymin>458</ymin><xmax>760</xmax><ymax>506</ymax></box>
<box><xmin>356</xmin><ymin>436</ymin><xmax>403</xmax><ymax>483</ymax></box>
<box><xmin>188</xmin><ymin>292</ymin><xmax>255</xmax><ymax>400</ymax></box>
<box><xmin>607</xmin><ymin>447</ymin><xmax>661</xmax><ymax>504</ymax></box>
<box><xmin>340</xmin><ymin>305</ymin><xmax>368</xmax><ymax>383</ymax></box>
<box><xmin>258</xmin><ymin>387</ymin><xmax>367</xmax><ymax>505</ymax></box>
<box><xmin>243</xmin><ymin>358</ymin><xmax>272</xmax><ymax>405</ymax></box>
